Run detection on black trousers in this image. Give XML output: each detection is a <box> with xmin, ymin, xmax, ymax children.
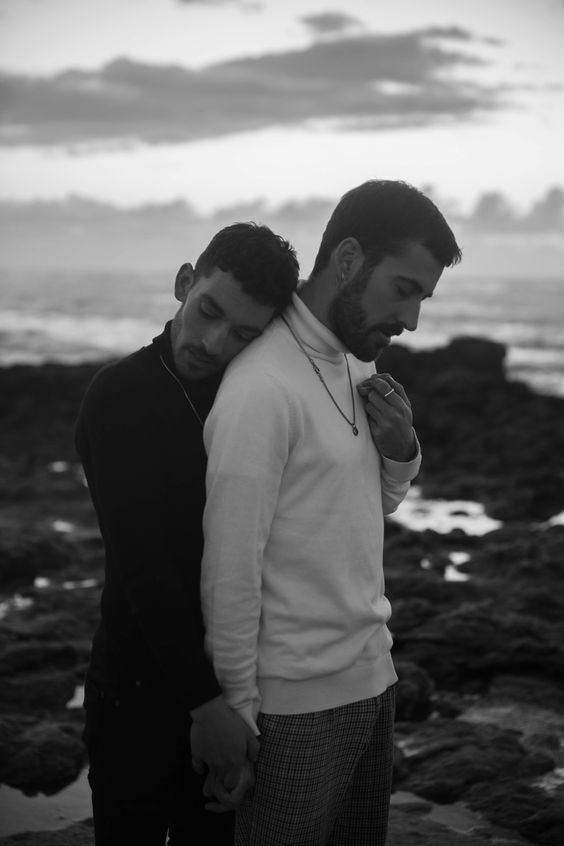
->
<box><xmin>83</xmin><ymin>677</ymin><xmax>235</xmax><ymax>845</ymax></box>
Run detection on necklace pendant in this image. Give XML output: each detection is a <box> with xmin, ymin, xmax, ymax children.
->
<box><xmin>352</xmin><ymin>425</ymin><xmax>359</xmax><ymax>436</ymax></box>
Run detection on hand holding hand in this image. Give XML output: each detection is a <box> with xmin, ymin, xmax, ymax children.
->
<box><xmin>202</xmin><ymin>758</ymin><xmax>255</xmax><ymax>813</ymax></box>
<box><xmin>190</xmin><ymin>695</ymin><xmax>259</xmax><ymax>792</ymax></box>
<box><xmin>357</xmin><ymin>373</ymin><xmax>417</xmax><ymax>462</ymax></box>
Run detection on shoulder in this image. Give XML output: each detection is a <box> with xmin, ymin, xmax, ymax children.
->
<box><xmin>86</xmin><ymin>345</ymin><xmax>157</xmax><ymax>393</ymax></box>
<box><xmin>78</xmin><ymin>346</ymin><xmax>161</xmax><ymax>423</ymax></box>
<box><xmin>206</xmin><ymin>325</ymin><xmax>297</xmax><ymax>442</ymax></box>
<box><xmin>221</xmin><ymin>319</ymin><xmax>294</xmax><ymax>389</ymax></box>
<box><xmin>216</xmin><ymin>324</ymin><xmax>296</xmax><ymax>408</ymax></box>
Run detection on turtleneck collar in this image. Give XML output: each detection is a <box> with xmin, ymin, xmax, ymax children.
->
<box><xmin>284</xmin><ymin>291</ymin><xmax>349</xmax><ymax>361</ymax></box>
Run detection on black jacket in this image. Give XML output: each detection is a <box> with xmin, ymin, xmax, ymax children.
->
<box><xmin>75</xmin><ymin>323</ymin><xmax>222</xmax><ymax>713</ymax></box>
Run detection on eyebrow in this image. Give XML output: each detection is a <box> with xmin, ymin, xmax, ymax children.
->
<box><xmin>395</xmin><ymin>276</ymin><xmax>434</xmax><ymax>299</ymax></box>
<box><xmin>202</xmin><ymin>294</ymin><xmax>263</xmax><ymax>333</ymax></box>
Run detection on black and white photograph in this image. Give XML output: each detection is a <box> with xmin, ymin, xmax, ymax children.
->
<box><xmin>0</xmin><ymin>1</ymin><xmax>563</xmax><ymax>844</ymax></box>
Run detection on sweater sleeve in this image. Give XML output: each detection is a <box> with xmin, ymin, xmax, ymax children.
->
<box><xmin>380</xmin><ymin>434</ymin><xmax>422</xmax><ymax>515</ymax></box>
<box><xmin>201</xmin><ymin>370</ymin><xmax>292</xmax><ymax>734</ymax></box>
<box><xmin>75</xmin><ymin>361</ymin><xmax>222</xmax><ymax>712</ymax></box>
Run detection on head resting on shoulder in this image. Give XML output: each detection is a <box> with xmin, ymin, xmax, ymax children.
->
<box><xmin>171</xmin><ymin>222</ymin><xmax>299</xmax><ymax>380</ymax></box>
<box><xmin>193</xmin><ymin>221</ymin><xmax>299</xmax><ymax>313</ymax></box>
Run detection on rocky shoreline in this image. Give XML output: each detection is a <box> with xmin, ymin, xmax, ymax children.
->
<box><xmin>1</xmin><ymin>337</ymin><xmax>563</xmax><ymax>845</ymax></box>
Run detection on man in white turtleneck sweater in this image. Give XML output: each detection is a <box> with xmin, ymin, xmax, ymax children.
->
<box><xmin>200</xmin><ymin>180</ymin><xmax>461</xmax><ymax>845</ymax></box>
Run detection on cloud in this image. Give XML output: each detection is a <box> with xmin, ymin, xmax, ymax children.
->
<box><xmin>300</xmin><ymin>11</ymin><xmax>364</xmax><ymax>38</ymax></box>
<box><xmin>523</xmin><ymin>187</ymin><xmax>564</xmax><ymax>232</ymax></box>
<box><xmin>467</xmin><ymin>191</ymin><xmax>519</xmax><ymax>231</ymax></box>
<box><xmin>466</xmin><ymin>187</ymin><xmax>564</xmax><ymax>233</ymax></box>
<box><xmin>3</xmin><ymin>185</ymin><xmax>559</xmax><ymax>233</ymax></box>
<box><xmin>0</xmin><ymin>27</ymin><xmax>501</xmax><ymax>148</ymax></box>
<box><xmin>423</xmin><ymin>25</ymin><xmax>504</xmax><ymax>46</ymax></box>
<box><xmin>1</xmin><ymin>187</ymin><xmax>562</xmax><ymax>277</ymax></box>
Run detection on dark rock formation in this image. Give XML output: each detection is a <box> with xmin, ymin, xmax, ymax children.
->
<box><xmin>395</xmin><ymin>718</ymin><xmax>554</xmax><ymax>802</ymax></box>
<box><xmin>0</xmin><ymin>716</ymin><xmax>86</xmax><ymax>795</ymax></box>
<box><xmin>1</xmin><ymin>341</ymin><xmax>564</xmax><ymax>845</ymax></box>
<box><xmin>394</xmin><ymin>661</ymin><xmax>435</xmax><ymax>721</ymax></box>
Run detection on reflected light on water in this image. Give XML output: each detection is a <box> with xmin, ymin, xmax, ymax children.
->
<box><xmin>0</xmin><ymin>770</ymin><xmax>91</xmax><ymax>838</ymax></box>
<box><xmin>534</xmin><ymin>767</ymin><xmax>564</xmax><ymax>795</ymax></box>
<box><xmin>1</xmin><ymin>578</ymin><xmax>99</xmax><ymax>623</ymax></box>
<box><xmin>0</xmin><ymin>594</ymin><xmax>34</xmax><ymax>621</ymax></box>
<box><xmin>48</xmin><ymin>461</ymin><xmax>70</xmax><ymax>473</ymax></box>
<box><xmin>66</xmin><ymin>685</ymin><xmax>85</xmax><ymax>710</ymax></box>
<box><xmin>543</xmin><ymin>511</ymin><xmax>564</xmax><ymax>528</ymax></box>
<box><xmin>52</xmin><ymin>520</ymin><xmax>75</xmax><ymax>533</ymax></box>
<box><xmin>389</xmin><ymin>486</ymin><xmax>503</xmax><ymax>536</ymax></box>
<box><xmin>444</xmin><ymin>564</ymin><xmax>471</xmax><ymax>583</ymax></box>
<box><xmin>420</xmin><ymin>551</ymin><xmax>471</xmax><ymax>582</ymax></box>
<box><xmin>62</xmin><ymin>579</ymin><xmax>99</xmax><ymax>590</ymax></box>
<box><xmin>445</xmin><ymin>551</ymin><xmax>471</xmax><ymax>582</ymax></box>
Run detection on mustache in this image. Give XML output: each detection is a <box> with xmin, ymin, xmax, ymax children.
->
<box><xmin>371</xmin><ymin>325</ymin><xmax>403</xmax><ymax>337</ymax></box>
<box><xmin>187</xmin><ymin>345</ymin><xmax>218</xmax><ymax>363</ymax></box>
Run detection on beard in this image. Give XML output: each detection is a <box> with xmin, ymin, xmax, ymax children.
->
<box><xmin>328</xmin><ymin>263</ymin><xmax>400</xmax><ymax>362</ymax></box>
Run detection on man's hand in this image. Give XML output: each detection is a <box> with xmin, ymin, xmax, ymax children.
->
<box><xmin>190</xmin><ymin>695</ymin><xmax>259</xmax><ymax>792</ymax></box>
<box><xmin>202</xmin><ymin>759</ymin><xmax>255</xmax><ymax>813</ymax></box>
<box><xmin>357</xmin><ymin>373</ymin><xmax>417</xmax><ymax>462</ymax></box>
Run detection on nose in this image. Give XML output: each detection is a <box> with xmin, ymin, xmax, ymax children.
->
<box><xmin>201</xmin><ymin>323</ymin><xmax>230</xmax><ymax>357</ymax></box>
<box><xmin>400</xmin><ymin>300</ymin><xmax>421</xmax><ymax>333</ymax></box>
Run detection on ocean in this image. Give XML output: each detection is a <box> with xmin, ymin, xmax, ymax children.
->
<box><xmin>1</xmin><ymin>268</ymin><xmax>564</xmax><ymax>397</ymax></box>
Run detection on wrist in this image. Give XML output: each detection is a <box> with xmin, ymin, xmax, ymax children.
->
<box><xmin>190</xmin><ymin>694</ymin><xmax>225</xmax><ymax>723</ymax></box>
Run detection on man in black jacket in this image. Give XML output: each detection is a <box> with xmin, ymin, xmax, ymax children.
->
<box><xmin>75</xmin><ymin>222</ymin><xmax>299</xmax><ymax>845</ymax></box>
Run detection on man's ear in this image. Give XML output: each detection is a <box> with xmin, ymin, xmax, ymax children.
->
<box><xmin>333</xmin><ymin>238</ymin><xmax>364</xmax><ymax>284</ymax></box>
<box><xmin>174</xmin><ymin>263</ymin><xmax>195</xmax><ymax>303</ymax></box>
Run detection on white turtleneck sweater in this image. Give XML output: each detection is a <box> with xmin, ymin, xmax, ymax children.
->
<box><xmin>201</xmin><ymin>293</ymin><xmax>421</xmax><ymax>733</ymax></box>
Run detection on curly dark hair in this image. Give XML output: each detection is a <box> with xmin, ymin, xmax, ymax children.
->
<box><xmin>311</xmin><ymin>180</ymin><xmax>462</xmax><ymax>277</ymax></box>
<box><xmin>194</xmin><ymin>222</ymin><xmax>299</xmax><ymax>313</ymax></box>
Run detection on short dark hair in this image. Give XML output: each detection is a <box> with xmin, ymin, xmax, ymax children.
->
<box><xmin>194</xmin><ymin>222</ymin><xmax>299</xmax><ymax>313</ymax></box>
<box><xmin>311</xmin><ymin>180</ymin><xmax>462</xmax><ymax>276</ymax></box>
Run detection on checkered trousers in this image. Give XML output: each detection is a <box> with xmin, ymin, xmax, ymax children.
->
<box><xmin>235</xmin><ymin>686</ymin><xmax>396</xmax><ymax>846</ymax></box>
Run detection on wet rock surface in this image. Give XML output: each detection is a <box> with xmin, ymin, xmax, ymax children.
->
<box><xmin>1</xmin><ymin>340</ymin><xmax>564</xmax><ymax>845</ymax></box>
<box><xmin>0</xmin><ymin>821</ymin><xmax>94</xmax><ymax>845</ymax></box>
<box><xmin>0</xmin><ymin>716</ymin><xmax>85</xmax><ymax>796</ymax></box>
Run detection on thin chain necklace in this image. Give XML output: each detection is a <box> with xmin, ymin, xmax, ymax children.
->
<box><xmin>159</xmin><ymin>355</ymin><xmax>204</xmax><ymax>428</ymax></box>
<box><xmin>282</xmin><ymin>316</ymin><xmax>358</xmax><ymax>436</ymax></box>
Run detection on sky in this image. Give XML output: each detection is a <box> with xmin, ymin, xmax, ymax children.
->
<box><xmin>0</xmin><ymin>0</ymin><xmax>563</xmax><ymax>275</ymax></box>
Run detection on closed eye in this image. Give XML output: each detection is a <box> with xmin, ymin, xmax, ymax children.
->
<box><xmin>394</xmin><ymin>276</ymin><xmax>433</xmax><ymax>301</ymax></box>
<box><xmin>199</xmin><ymin>303</ymin><xmax>218</xmax><ymax>319</ymax></box>
<box><xmin>234</xmin><ymin>328</ymin><xmax>261</xmax><ymax>342</ymax></box>
<box><xmin>395</xmin><ymin>283</ymin><xmax>413</xmax><ymax>299</ymax></box>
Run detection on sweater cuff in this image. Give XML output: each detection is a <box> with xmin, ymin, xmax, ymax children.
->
<box><xmin>381</xmin><ymin>434</ymin><xmax>422</xmax><ymax>481</ymax></box>
<box><xmin>230</xmin><ymin>701</ymin><xmax>261</xmax><ymax>737</ymax></box>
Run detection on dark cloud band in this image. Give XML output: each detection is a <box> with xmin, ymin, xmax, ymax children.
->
<box><xmin>0</xmin><ymin>27</ymin><xmax>501</xmax><ymax>148</ymax></box>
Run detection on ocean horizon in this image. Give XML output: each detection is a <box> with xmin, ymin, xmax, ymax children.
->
<box><xmin>2</xmin><ymin>267</ymin><xmax>564</xmax><ymax>397</ymax></box>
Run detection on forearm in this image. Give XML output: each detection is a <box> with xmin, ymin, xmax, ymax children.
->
<box><xmin>380</xmin><ymin>434</ymin><xmax>422</xmax><ymax>515</ymax></box>
<box><xmin>201</xmin><ymin>370</ymin><xmax>290</xmax><ymax>729</ymax></box>
<box><xmin>201</xmin><ymin>475</ymin><xmax>264</xmax><ymax>733</ymax></box>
